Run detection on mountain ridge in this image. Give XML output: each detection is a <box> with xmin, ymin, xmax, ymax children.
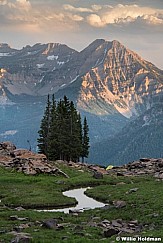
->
<box><xmin>0</xmin><ymin>39</ymin><xmax>163</xmax><ymax>157</ymax></box>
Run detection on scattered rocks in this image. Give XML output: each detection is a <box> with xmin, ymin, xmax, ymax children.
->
<box><xmin>9</xmin><ymin>215</ymin><xmax>28</xmax><ymax>221</ymax></box>
<box><xmin>106</xmin><ymin>158</ymin><xmax>163</xmax><ymax>179</ymax></box>
<box><xmin>87</xmin><ymin>218</ymin><xmax>142</xmax><ymax>238</ymax></box>
<box><xmin>10</xmin><ymin>232</ymin><xmax>32</xmax><ymax>243</ymax></box>
<box><xmin>0</xmin><ymin>142</ymin><xmax>69</xmax><ymax>177</ymax></box>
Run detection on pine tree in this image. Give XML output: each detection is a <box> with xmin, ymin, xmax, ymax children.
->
<box><xmin>37</xmin><ymin>94</ymin><xmax>51</xmax><ymax>157</ymax></box>
<box><xmin>37</xmin><ymin>95</ymin><xmax>89</xmax><ymax>163</ymax></box>
<box><xmin>47</xmin><ymin>94</ymin><xmax>59</xmax><ymax>160</ymax></box>
<box><xmin>68</xmin><ymin>101</ymin><xmax>83</xmax><ymax>162</ymax></box>
<box><xmin>82</xmin><ymin>117</ymin><xmax>90</xmax><ymax>163</ymax></box>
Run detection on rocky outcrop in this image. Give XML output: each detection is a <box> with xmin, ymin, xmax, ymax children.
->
<box><xmin>55</xmin><ymin>157</ymin><xmax>163</xmax><ymax>179</ymax></box>
<box><xmin>106</xmin><ymin>158</ymin><xmax>163</xmax><ymax>179</ymax></box>
<box><xmin>0</xmin><ymin>141</ymin><xmax>68</xmax><ymax>177</ymax></box>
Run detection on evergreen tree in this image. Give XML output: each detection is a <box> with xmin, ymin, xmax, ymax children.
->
<box><xmin>68</xmin><ymin>101</ymin><xmax>82</xmax><ymax>162</ymax></box>
<box><xmin>47</xmin><ymin>94</ymin><xmax>58</xmax><ymax>160</ymax></box>
<box><xmin>82</xmin><ymin>117</ymin><xmax>90</xmax><ymax>163</ymax></box>
<box><xmin>37</xmin><ymin>94</ymin><xmax>51</xmax><ymax>157</ymax></box>
<box><xmin>37</xmin><ymin>95</ymin><xmax>89</xmax><ymax>162</ymax></box>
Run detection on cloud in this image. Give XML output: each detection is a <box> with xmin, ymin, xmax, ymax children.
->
<box><xmin>63</xmin><ymin>4</ymin><xmax>93</xmax><ymax>13</ymax></box>
<box><xmin>15</xmin><ymin>0</ymin><xmax>31</xmax><ymax>10</ymax></box>
<box><xmin>0</xmin><ymin>0</ymin><xmax>7</xmax><ymax>5</ymax></box>
<box><xmin>0</xmin><ymin>1</ymin><xmax>162</xmax><ymax>36</ymax></box>
<box><xmin>86</xmin><ymin>4</ymin><xmax>163</xmax><ymax>27</ymax></box>
<box><xmin>1</xmin><ymin>0</ymin><xmax>31</xmax><ymax>10</ymax></box>
<box><xmin>87</xmin><ymin>14</ymin><xmax>104</xmax><ymax>27</ymax></box>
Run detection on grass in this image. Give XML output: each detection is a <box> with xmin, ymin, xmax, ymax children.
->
<box><xmin>0</xmin><ymin>164</ymin><xmax>163</xmax><ymax>242</ymax></box>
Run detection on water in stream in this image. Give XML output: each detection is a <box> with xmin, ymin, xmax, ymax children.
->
<box><xmin>39</xmin><ymin>187</ymin><xmax>106</xmax><ymax>213</ymax></box>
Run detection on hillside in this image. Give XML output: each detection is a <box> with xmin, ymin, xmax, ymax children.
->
<box><xmin>0</xmin><ymin>146</ymin><xmax>163</xmax><ymax>242</ymax></box>
<box><xmin>89</xmin><ymin>95</ymin><xmax>163</xmax><ymax>166</ymax></box>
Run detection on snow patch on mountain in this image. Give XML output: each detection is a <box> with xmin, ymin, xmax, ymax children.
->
<box><xmin>0</xmin><ymin>130</ymin><xmax>18</xmax><ymax>136</ymax></box>
<box><xmin>70</xmin><ymin>75</ymin><xmax>79</xmax><ymax>83</ymax></box>
<box><xmin>0</xmin><ymin>53</ymin><xmax>13</xmax><ymax>57</ymax></box>
<box><xmin>36</xmin><ymin>63</ymin><xmax>45</xmax><ymax>68</ymax></box>
<box><xmin>57</xmin><ymin>61</ymin><xmax>65</xmax><ymax>65</ymax></box>
<box><xmin>47</xmin><ymin>55</ymin><xmax>58</xmax><ymax>61</ymax></box>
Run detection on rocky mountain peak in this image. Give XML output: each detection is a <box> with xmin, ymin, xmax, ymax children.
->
<box><xmin>0</xmin><ymin>39</ymin><xmax>163</xmax><ymax>118</ymax></box>
<box><xmin>0</xmin><ymin>43</ymin><xmax>12</xmax><ymax>51</ymax></box>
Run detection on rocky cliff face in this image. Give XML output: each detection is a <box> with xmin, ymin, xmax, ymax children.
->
<box><xmin>0</xmin><ymin>43</ymin><xmax>77</xmax><ymax>96</ymax></box>
<box><xmin>76</xmin><ymin>40</ymin><xmax>163</xmax><ymax>117</ymax></box>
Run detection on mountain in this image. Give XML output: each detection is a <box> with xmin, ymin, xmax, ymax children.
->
<box><xmin>89</xmin><ymin>94</ymin><xmax>163</xmax><ymax>166</ymax></box>
<box><xmin>0</xmin><ymin>39</ymin><xmax>163</xmax><ymax>158</ymax></box>
<box><xmin>1</xmin><ymin>39</ymin><xmax>163</xmax><ymax>117</ymax></box>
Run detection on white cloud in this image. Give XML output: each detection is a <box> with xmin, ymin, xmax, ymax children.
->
<box><xmin>70</xmin><ymin>14</ymin><xmax>84</xmax><ymax>22</ymax></box>
<box><xmin>142</xmin><ymin>14</ymin><xmax>163</xmax><ymax>25</ymax></box>
<box><xmin>91</xmin><ymin>5</ymin><xmax>102</xmax><ymax>12</ymax></box>
<box><xmin>6</xmin><ymin>0</ymin><xmax>31</xmax><ymax>11</ymax></box>
<box><xmin>0</xmin><ymin>0</ymin><xmax>7</xmax><ymax>5</ymax></box>
<box><xmin>63</xmin><ymin>4</ymin><xmax>93</xmax><ymax>13</ymax></box>
<box><xmin>86</xmin><ymin>4</ymin><xmax>163</xmax><ymax>27</ymax></box>
<box><xmin>16</xmin><ymin>0</ymin><xmax>31</xmax><ymax>10</ymax></box>
<box><xmin>87</xmin><ymin>14</ymin><xmax>104</xmax><ymax>27</ymax></box>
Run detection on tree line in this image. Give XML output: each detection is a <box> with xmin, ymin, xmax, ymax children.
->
<box><xmin>37</xmin><ymin>95</ymin><xmax>89</xmax><ymax>162</ymax></box>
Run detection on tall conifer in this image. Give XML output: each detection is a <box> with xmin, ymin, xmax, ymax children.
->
<box><xmin>82</xmin><ymin>117</ymin><xmax>90</xmax><ymax>162</ymax></box>
<box><xmin>37</xmin><ymin>94</ymin><xmax>51</xmax><ymax>157</ymax></box>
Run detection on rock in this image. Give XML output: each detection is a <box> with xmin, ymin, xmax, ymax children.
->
<box><xmin>0</xmin><ymin>141</ymin><xmax>16</xmax><ymax>154</ymax></box>
<box><xmin>15</xmin><ymin>207</ymin><xmax>25</xmax><ymax>211</ymax></box>
<box><xmin>117</xmin><ymin>172</ymin><xmax>124</xmax><ymax>176</ymax></box>
<box><xmin>0</xmin><ymin>143</ymin><xmax>69</xmax><ymax>176</ymax></box>
<box><xmin>104</xmin><ymin>228</ymin><xmax>119</xmax><ymax>237</ymax></box>
<box><xmin>113</xmin><ymin>200</ymin><xmax>127</xmax><ymax>208</ymax></box>
<box><xmin>101</xmin><ymin>219</ymin><xmax>111</xmax><ymax>225</ymax></box>
<box><xmin>42</xmin><ymin>219</ymin><xmax>58</xmax><ymax>229</ymax></box>
<box><xmin>9</xmin><ymin>232</ymin><xmax>32</xmax><ymax>243</ymax></box>
<box><xmin>11</xmin><ymin>235</ymin><xmax>32</xmax><ymax>243</ymax></box>
<box><xmin>129</xmin><ymin>220</ymin><xmax>138</xmax><ymax>225</ymax></box>
<box><xmin>9</xmin><ymin>215</ymin><xmax>28</xmax><ymax>221</ymax></box>
<box><xmin>120</xmin><ymin>227</ymin><xmax>135</xmax><ymax>234</ymax></box>
<box><xmin>111</xmin><ymin>220</ymin><xmax>122</xmax><ymax>228</ymax></box>
<box><xmin>127</xmin><ymin>188</ymin><xmax>139</xmax><ymax>194</ymax></box>
<box><xmin>93</xmin><ymin>171</ymin><xmax>103</xmax><ymax>179</ymax></box>
<box><xmin>13</xmin><ymin>224</ymin><xmax>30</xmax><ymax>233</ymax></box>
<box><xmin>69</xmin><ymin>209</ymin><xmax>83</xmax><ymax>214</ymax></box>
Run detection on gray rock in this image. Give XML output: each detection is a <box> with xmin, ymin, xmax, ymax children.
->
<box><xmin>104</xmin><ymin>228</ymin><xmax>119</xmax><ymax>237</ymax></box>
<box><xmin>127</xmin><ymin>188</ymin><xmax>139</xmax><ymax>194</ymax></box>
<box><xmin>42</xmin><ymin>219</ymin><xmax>58</xmax><ymax>229</ymax></box>
<box><xmin>93</xmin><ymin>171</ymin><xmax>103</xmax><ymax>179</ymax></box>
<box><xmin>113</xmin><ymin>200</ymin><xmax>127</xmax><ymax>208</ymax></box>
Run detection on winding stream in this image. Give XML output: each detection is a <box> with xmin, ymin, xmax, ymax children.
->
<box><xmin>39</xmin><ymin>187</ymin><xmax>106</xmax><ymax>213</ymax></box>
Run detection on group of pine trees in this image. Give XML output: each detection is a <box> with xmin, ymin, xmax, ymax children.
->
<box><xmin>37</xmin><ymin>95</ymin><xmax>89</xmax><ymax>162</ymax></box>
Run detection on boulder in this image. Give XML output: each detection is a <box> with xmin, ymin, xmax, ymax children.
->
<box><xmin>104</xmin><ymin>228</ymin><xmax>119</xmax><ymax>237</ymax></box>
<box><xmin>113</xmin><ymin>200</ymin><xmax>127</xmax><ymax>208</ymax></box>
<box><xmin>42</xmin><ymin>219</ymin><xmax>58</xmax><ymax>229</ymax></box>
<box><xmin>93</xmin><ymin>171</ymin><xmax>103</xmax><ymax>179</ymax></box>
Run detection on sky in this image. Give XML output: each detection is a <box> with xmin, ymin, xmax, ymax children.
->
<box><xmin>0</xmin><ymin>0</ymin><xmax>163</xmax><ymax>69</ymax></box>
